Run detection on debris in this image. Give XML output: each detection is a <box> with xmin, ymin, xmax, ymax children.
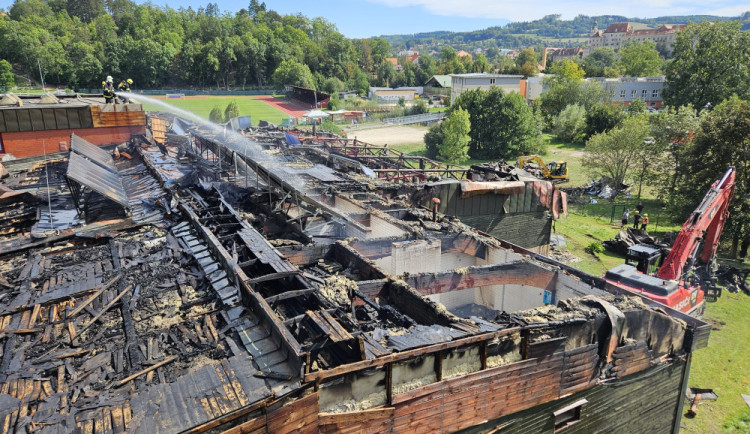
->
<box><xmin>716</xmin><ymin>265</ymin><xmax>750</xmax><ymax>295</ymax></box>
<box><xmin>602</xmin><ymin>228</ymin><xmax>657</xmax><ymax>255</ymax></box>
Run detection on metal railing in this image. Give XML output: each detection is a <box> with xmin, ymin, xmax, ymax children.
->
<box><xmin>382</xmin><ymin>112</ymin><xmax>446</xmax><ymax>126</ymax></box>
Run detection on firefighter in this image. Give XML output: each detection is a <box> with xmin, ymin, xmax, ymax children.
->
<box><xmin>103</xmin><ymin>76</ymin><xmax>115</xmax><ymax>104</ymax></box>
<box><xmin>117</xmin><ymin>78</ymin><xmax>133</xmax><ymax>104</ymax></box>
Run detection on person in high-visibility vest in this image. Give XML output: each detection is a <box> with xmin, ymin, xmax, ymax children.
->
<box><xmin>117</xmin><ymin>78</ymin><xmax>133</xmax><ymax>104</ymax></box>
<box><xmin>640</xmin><ymin>213</ymin><xmax>649</xmax><ymax>231</ymax></box>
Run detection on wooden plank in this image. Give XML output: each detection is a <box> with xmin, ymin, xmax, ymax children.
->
<box><xmin>68</xmin><ymin>274</ymin><xmax>122</xmax><ymax>317</ymax></box>
<box><xmin>111</xmin><ymin>406</ymin><xmax>125</xmax><ymax>433</ymax></box>
<box><xmin>305</xmin><ymin>327</ymin><xmax>522</xmax><ymax>383</ymax></box>
<box><xmin>0</xmin><ymin>328</ymin><xmax>42</xmax><ymax>334</ymax></box>
<box><xmin>75</xmin><ymin>284</ymin><xmax>133</xmax><ymax>340</ymax></box>
<box><xmin>116</xmin><ymin>356</ymin><xmax>177</xmax><ymax>387</ymax></box>
<box><xmin>219</xmin><ymin>360</ymin><xmax>251</xmax><ymax>407</ymax></box>
<box><xmin>319</xmin><ymin>407</ymin><xmax>395</xmax><ymax>425</ymax></box>
<box><xmin>267</xmin><ymin>393</ymin><xmax>319</xmax><ymax>434</ymax></box>
<box><xmin>222</xmin><ymin>414</ymin><xmax>267</xmax><ymax>434</ymax></box>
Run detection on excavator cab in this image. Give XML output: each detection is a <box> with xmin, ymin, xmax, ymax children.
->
<box><xmin>548</xmin><ymin>161</ymin><xmax>568</xmax><ymax>179</ymax></box>
<box><xmin>625</xmin><ymin>244</ymin><xmax>663</xmax><ymax>275</ymax></box>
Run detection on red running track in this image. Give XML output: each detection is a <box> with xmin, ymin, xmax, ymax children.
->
<box><xmin>253</xmin><ymin>95</ymin><xmax>307</xmax><ymax>117</ymax></box>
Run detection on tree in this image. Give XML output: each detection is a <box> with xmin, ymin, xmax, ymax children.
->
<box><xmin>626</xmin><ymin>98</ymin><xmax>647</xmax><ymax>116</ymax></box>
<box><xmin>66</xmin><ymin>0</ymin><xmax>106</xmax><ymax>22</ymax></box>
<box><xmin>472</xmin><ymin>53</ymin><xmax>489</xmax><ymax>73</ymax></box>
<box><xmin>539</xmin><ymin>76</ymin><xmax>604</xmax><ymax>121</ymax></box>
<box><xmin>453</xmin><ymin>87</ymin><xmax>542</xmax><ymax>159</ymax></box>
<box><xmin>436</xmin><ymin>107</ymin><xmax>471</xmax><ymax>164</ymax></box>
<box><xmin>582</xmin><ymin>47</ymin><xmax>616</xmax><ymax>77</ymax></box>
<box><xmin>209</xmin><ymin>106</ymin><xmax>223</xmax><ymax>123</ymax></box>
<box><xmin>515</xmin><ymin>48</ymin><xmax>537</xmax><ymax>69</ymax></box>
<box><xmin>224</xmin><ymin>100</ymin><xmax>240</xmax><ymax>121</ymax></box>
<box><xmin>271</xmin><ymin>59</ymin><xmax>315</xmax><ymax>88</ymax></box>
<box><xmin>664</xmin><ymin>21</ymin><xmax>750</xmax><ymax>110</ymax></box>
<box><xmin>617</xmin><ymin>41</ymin><xmax>662</xmax><ymax>77</ymax></box>
<box><xmin>670</xmin><ymin>97</ymin><xmax>750</xmax><ymax>257</ymax></box>
<box><xmin>583</xmin><ymin>115</ymin><xmax>651</xmax><ymax>190</ymax></box>
<box><xmin>0</xmin><ymin>60</ymin><xmax>14</xmax><ymax>89</ymax></box>
<box><xmin>648</xmin><ymin>105</ymin><xmax>700</xmax><ymax>204</ymax></box>
<box><xmin>584</xmin><ymin>103</ymin><xmax>625</xmax><ymax>138</ymax></box>
<box><xmin>552</xmin><ymin>104</ymin><xmax>586</xmax><ymax>143</ymax></box>
<box><xmin>548</xmin><ymin>58</ymin><xmax>584</xmax><ymax>80</ymax></box>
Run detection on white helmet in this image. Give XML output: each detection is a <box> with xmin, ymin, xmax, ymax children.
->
<box><xmin>106</xmin><ymin>75</ymin><xmax>113</xmax><ymax>83</ymax></box>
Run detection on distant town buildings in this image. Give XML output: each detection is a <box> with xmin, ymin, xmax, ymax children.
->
<box><xmin>523</xmin><ymin>75</ymin><xmax>665</xmax><ymax>109</ymax></box>
<box><xmin>587</xmin><ymin>22</ymin><xmax>686</xmax><ymax>55</ymax></box>
<box><xmin>547</xmin><ymin>47</ymin><xmax>584</xmax><ymax>63</ymax></box>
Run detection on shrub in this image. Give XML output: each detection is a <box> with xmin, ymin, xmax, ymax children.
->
<box><xmin>224</xmin><ymin>100</ymin><xmax>240</xmax><ymax>122</ymax></box>
<box><xmin>209</xmin><ymin>106</ymin><xmax>223</xmax><ymax>123</ymax></box>
<box><xmin>584</xmin><ymin>242</ymin><xmax>604</xmax><ymax>256</ymax></box>
<box><xmin>553</xmin><ymin>104</ymin><xmax>586</xmax><ymax>143</ymax></box>
<box><xmin>321</xmin><ymin>120</ymin><xmax>343</xmax><ymax>136</ymax></box>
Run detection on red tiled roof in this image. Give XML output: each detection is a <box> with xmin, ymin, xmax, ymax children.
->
<box><xmin>385</xmin><ymin>58</ymin><xmax>398</xmax><ymax>66</ymax></box>
<box><xmin>604</xmin><ymin>22</ymin><xmax>631</xmax><ymax>33</ymax></box>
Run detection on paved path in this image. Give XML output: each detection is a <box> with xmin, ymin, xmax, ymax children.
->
<box><xmin>253</xmin><ymin>96</ymin><xmax>307</xmax><ymax>117</ymax></box>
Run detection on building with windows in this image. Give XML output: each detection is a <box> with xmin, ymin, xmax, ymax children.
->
<box><xmin>450</xmin><ymin>73</ymin><xmax>523</xmax><ymax>102</ymax></box>
<box><xmin>522</xmin><ymin>76</ymin><xmax>664</xmax><ymax>109</ymax></box>
<box><xmin>587</xmin><ymin>22</ymin><xmax>686</xmax><ymax>56</ymax></box>
<box><xmin>592</xmin><ymin>76</ymin><xmax>665</xmax><ymax>109</ymax></box>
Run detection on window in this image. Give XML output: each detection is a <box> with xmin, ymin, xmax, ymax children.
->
<box><xmin>631</xmin><ymin>90</ymin><xmax>637</xmax><ymax>99</ymax></box>
<box><xmin>490</xmin><ymin>78</ymin><xmax>496</xmax><ymax>84</ymax></box>
<box><xmin>554</xmin><ymin>399</ymin><xmax>588</xmax><ymax>432</ymax></box>
<box><xmin>620</xmin><ymin>89</ymin><xmax>626</xmax><ymax>98</ymax></box>
<box><xmin>609</xmin><ymin>90</ymin><xmax>615</xmax><ymax>98</ymax></box>
<box><xmin>642</xmin><ymin>89</ymin><xmax>648</xmax><ymax>98</ymax></box>
<box><xmin>652</xmin><ymin>89</ymin><xmax>659</xmax><ymax>98</ymax></box>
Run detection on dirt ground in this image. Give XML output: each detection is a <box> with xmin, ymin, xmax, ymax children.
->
<box><xmin>348</xmin><ymin>126</ymin><xmax>428</xmax><ymax>146</ymax></box>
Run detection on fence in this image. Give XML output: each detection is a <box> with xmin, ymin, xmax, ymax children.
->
<box><xmin>382</xmin><ymin>112</ymin><xmax>446</xmax><ymax>126</ymax></box>
<box><xmin>77</xmin><ymin>89</ymin><xmax>280</xmax><ymax>96</ymax></box>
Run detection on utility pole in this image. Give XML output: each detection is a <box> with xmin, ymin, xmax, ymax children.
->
<box><xmin>37</xmin><ymin>59</ymin><xmax>45</xmax><ymax>91</ymax></box>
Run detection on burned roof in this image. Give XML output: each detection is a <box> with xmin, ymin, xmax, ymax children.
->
<box><xmin>0</xmin><ymin>113</ymin><xmax>712</xmax><ymax>433</ymax></box>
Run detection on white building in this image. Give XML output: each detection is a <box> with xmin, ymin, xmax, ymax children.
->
<box><xmin>449</xmin><ymin>73</ymin><xmax>523</xmax><ymax>102</ymax></box>
<box><xmin>587</xmin><ymin>22</ymin><xmax>685</xmax><ymax>56</ymax></box>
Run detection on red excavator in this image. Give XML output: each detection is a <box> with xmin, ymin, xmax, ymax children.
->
<box><xmin>604</xmin><ymin>167</ymin><xmax>736</xmax><ymax>317</ymax></box>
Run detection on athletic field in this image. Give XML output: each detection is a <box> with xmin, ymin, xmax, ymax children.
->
<box><xmin>137</xmin><ymin>95</ymin><xmax>292</xmax><ymax>126</ymax></box>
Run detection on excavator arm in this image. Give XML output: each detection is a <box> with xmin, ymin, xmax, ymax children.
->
<box><xmin>657</xmin><ymin>167</ymin><xmax>736</xmax><ymax>281</ymax></box>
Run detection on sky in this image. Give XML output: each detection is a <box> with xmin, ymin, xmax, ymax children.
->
<box><xmin>152</xmin><ymin>0</ymin><xmax>745</xmax><ymax>38</ymax></box>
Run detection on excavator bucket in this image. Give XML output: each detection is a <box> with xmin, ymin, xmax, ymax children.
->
<box><xmin>704</xmin><ymin>286</ymin><xmax>721</xmax><ymax>302</ymax></box>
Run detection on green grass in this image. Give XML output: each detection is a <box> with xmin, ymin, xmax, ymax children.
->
<box><xmin>681</xmin><ymin>290</ymin><xmax>750</xmax><ymax>433</ymax></box>
<box><xmin>542</xmin><ymin>134</ymin><xmax>589</xmax><ymax>186</ymax></box>
<box><xmin>390</xmin><ymin>143</ymin><xmax>428</xmax><ymax>156</ymax></box>
<box><xmin>138</xmin><ymin>95</ymin><xmax>288</xmax><ymax>126</ymax></box>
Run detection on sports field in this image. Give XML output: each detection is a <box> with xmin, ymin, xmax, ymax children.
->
<box><xmin>137</xmin><ymin>95</ymin><xmax>291</xmax><ymax>126</ymax></box>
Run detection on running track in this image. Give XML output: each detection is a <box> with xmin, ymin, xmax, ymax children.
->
<box><xmin>253</xmin><ymin>95</ymin><xmax>307</xmax><ymax>117</ymax></box>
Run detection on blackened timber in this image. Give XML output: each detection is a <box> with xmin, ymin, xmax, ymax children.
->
<box><xmin>178</xmin><ymin>202</ymin><xmax>305</xmax><ymax>365</ymax></box>
<box><xmin>246</xmin><ymin>270</ymin><xmax>300</xmax><ymax>285</ymax></box>
<box><xmin>264</xmin><ymin>289</ymin><xmax>316</xmax><ymax>304</ymax></box>
<box><xmin>483</xmin><ymin>232</ymin><xmax>712</xmax><ymax>351</ymax></box>
<box><xmin>304</xmin><ymin>326</ymin><xmax>522</xmax><ymax>382</ymax></box>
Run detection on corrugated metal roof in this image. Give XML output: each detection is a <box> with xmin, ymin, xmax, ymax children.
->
<box><xmin>66</xmin><ymin>152</ymin><xmax>128</xmax><ymax>206</ymax></box>
<box><xmin>70</xmin><ymin>134</ymin><xmax>116</xmax><ymax>172</ymax></box>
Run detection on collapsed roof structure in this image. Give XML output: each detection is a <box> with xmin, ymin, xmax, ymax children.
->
<box><xmin>0</xmin><ymin>103</ymin><xmax>709</xmax><ymax>433</ymax></box>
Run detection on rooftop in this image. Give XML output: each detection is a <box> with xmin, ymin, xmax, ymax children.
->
<box><xmin>0</xmin><ymin>113</ymin><xmax>710</xmax><ymax>432</ymax></box>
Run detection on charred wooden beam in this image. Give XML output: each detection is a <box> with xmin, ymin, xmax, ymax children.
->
<box><xmin>264</xmin><ymin>289</ymin><xmax>316</xmax><ymax>304</ymax></box>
